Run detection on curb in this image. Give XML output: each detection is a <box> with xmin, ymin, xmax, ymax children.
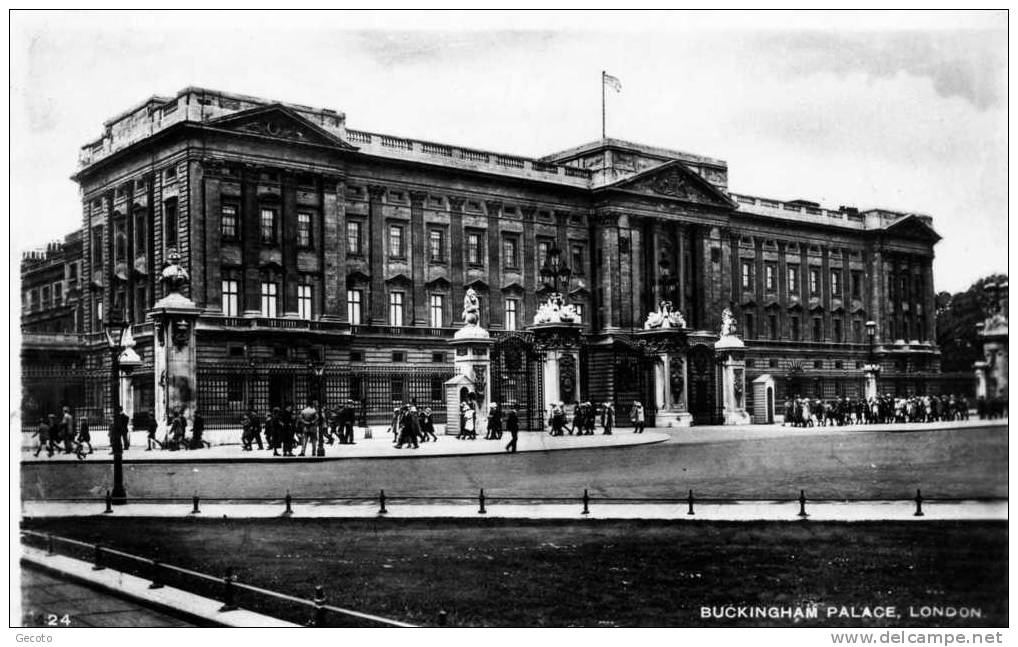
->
<box><xmin>19</xmin><ymin>546</ymin><xmax>300</xmax><ymax>628</ymax></box>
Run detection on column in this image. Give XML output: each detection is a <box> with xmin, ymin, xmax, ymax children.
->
<box><xmin>486</xmin><ymin>201</ymin><xmax>503</xmax><ymax>328</ymax></box>
<box><xmin>777</xmin><ymin>240</ymin><xmax>788</xmax><ymax>337</ymax></box>
<box><xmin>321</xmin><ymin>175</ymin><xmax>346</xmax><ymax>321</ymax></box>
<box><xmin>410</xmin><ymin>191</ymin><xmax>428</xmax><ymax>325</ymax></box>
<box><xmin>367</xmin><ymin>185</ymin><xmax>387</xmax><ymax>324</ymax></box>
<box><xmin>922</xmin><ymin>258</ymin><xmax>935</xmax><ymax>343</ymax></box>
<box><xmin>202</xmin><ymin>167</ymin><xmax>223</xmax><ymax>313</ymax></box>
<box><xmin>521</xmin><ymin>206</ymin><xmax>537</xmax><ymax>325</ymax></box>
<box><xmin>820</xmin><ymin>244</ymin><xmax>831</xmax><ymax>340</ymax></box>
<box><xmin>241</xmin><ymin>170</ymin><xmax>262</xmax><ymax>315</ymax></box>
<box><xmin>448</xmin><ymin>197</ymin><xmax>466</xmax><ymax>322</ymax></box>
<box><xmin>281</xmin><ymin>174</ymin><xmax>300</xmax><ymax>317</ymax></box>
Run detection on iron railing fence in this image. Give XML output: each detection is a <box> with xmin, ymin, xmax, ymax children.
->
<box><xmin>20</xmin><ymin>530</ymin><xmax>416</xmax><ymax>628</ymax></box>
<box><xmin>22</xmin><ymin>489</ymin><xmax>1008</xmax><ymax>519</ymax></box>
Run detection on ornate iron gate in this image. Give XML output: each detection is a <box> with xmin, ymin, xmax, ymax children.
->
<box><xmin>612</xmin><ymin>337</ymin><xmax>656</xmax><ymax>427</ymax></box>
<box><xmin>687</xmin><ymin>344</ymin><xmax>719</xmax><ymax>425</ymax></box>
<box><xmin>490</xmin><ymin>332</ymin><xmax>544</xmax><ymax>431</ymax></box>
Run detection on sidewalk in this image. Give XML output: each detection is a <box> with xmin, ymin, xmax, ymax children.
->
<box><xmin>20</xmin><ymin>499</ymin><xmax>1008</xmax><ymax>522</ymax></box>
<box><xmin>19</xmin><ymin>545</ymin><xmax>298</xmax><ymax>627</ymax></box>
<box><xmin>20</xmin><ymin>429</ymin><xmax>670</xmax><ymax>463</ymax></box>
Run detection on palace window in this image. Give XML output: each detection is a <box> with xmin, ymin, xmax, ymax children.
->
<box><xmin>537</xmin><ymin>240</ymin><xmax>551</xmax><ymax>266</ymax></box>
<box><xmin>765</xmin><ymin>263</ymin><xmax>776</xmax><ymax>291</ymax></box>
<box><xmin>812</xmin><ymin>316</ymin><xmax>823</xmax><ymax>342</ymax></box>
<box><xmin>297</xmin><ymin>212</ymin><xmax>313</xmax><ymax>248</ymax></box>
<box><xmin>347</xmin><ymin>289</ymin><xmax>363</xmax><ymax>324</ymax></box>
<box><xmin>96</xmin><ymin>299</ymin><xmax>103</xmax><ymax>323</ymax></box>
<box><xmin>260</xmin><ymin>281</ymin><xmax>278</xmax><ymax>317</ymax></box>
<box><xmin>467</xmin><ymin>231</ymin><xmax>483</xmax><ymax>265</ymax></box>
<box><xmin>503</xmin><ymin>236</ymin><xmax>519</xmax><ymax>269</ymax></box>
<box><xmin>744</xmin><ymin>312</ymin><xmax>755</xmax><ymax>339</ymax></box>
<box><xmin>851</xmin><ymin>271</ymin><xmax>863</xmax><ymax>300</ymax></box>
<box><xmin>788</xmin><ymin>264</ymin><xmax>799</xmax><ymax>293</ymax></box>
<box><xmin>429</xmin><ymin>229</ymin><xmax>445</xmax><ymax>262</ymax></box>
<box><xmin>114</xmin><ymin>219</ymin><xmax>127</xmax><ymax>264</ymax></box>
<box><xmin>429</xmin><ymin>294</ymin><xmax>444</xmax><ymax>328</ymax></box>
<box><xmin>260</xmin><ymin>208</ymin><xmax>277</xmax><ymax>244</ymax></box>
<box><xmin>298</xmin><ymin>283</ymin><xmax>313</xmax><ymax>320</ymax></box>
<box><xmin>134</xmin><ymin>285</ymin><xmax>147</xmax><ymax>322</ymax></box>
<box><xmin>831</xmin><ymin>270</ymin><xmax>842</xmax><ymax>297</ymax></box>
<box><xmin>853</xmin><ymin>319</ymin><xmax>863</xmax><ymax>344</ymax></box>
<box><xmin>833</xmin><ymin>317</ymin><xmax>843</xmax><ymax>343</ymax></box>
<box><xmin>164</xmin><ymin>199</ymin><xmax>178</xmax><ymax>249</ymax></box>
<box><xmin>504</xmin><ymin>298</ymin><xmax>519</xmax><ymax>330</ymax></box>
<box><xmin>573</xmin><ymin>303</ymin><xmax>584</xmax><ymax>323</ymax></box>
<box><xmin>389</xmin><ymin>291</ymin><xmax>405</xmax><ymax>326</ymax></box>
<box><xmin>41</xmin><ymin>286</ymin><xmax>50</xmax><ymax>310</ymax></box>
<box><xmin>768</xmin><ymin>313</ymin><xmax>779</xmax><ymax>340</ymax></box>
<box><xmin>221</xmin><ymin>279</ymin><xmax>239</xmax><ymax>316</ymax></box>
<box><xmin>571</xmin><ymin>244</ymin><xmax>585</xmax><ymax>275</ymax></box>
<box><xmin>809</xmin><ymin>268</ymin><xmax>820</xmax><ymax>295</ymax></box>
<box><xmin>221</xmin><ymin>204</ymin><xmax>238</xmax><ymax>239</ymax></box>
<box><xmin>347</xmin><ymin>221</ymin><xmax>363</xmax><ymax>255</ymax></box>
<box><xmin>432</xmin><ymin>352</ymin><xmax>446</xmax><ymax>363</ymax></box>
<box><xmin>134</xmin><ymin>210</ymin><xmax>147</xmax><ymax>254</ymax></box>
<box><xmin>389</xmin><ymin>224</ymin><xmax>405</xmax><ymax>259</ymax></box>
<box><xmin>164</xmin><ymin>165</ymin><xmax>177</xmax><ymax>182</ymax></box>
<box><xmin>741</xmin><ymin>261</ymin><xmax>753</xmax><ymax>289</ymax></box>
<box><xmin>790</xmin><ymin>315</ymin><xmax>800</xmax><ymax>340</ymax></box>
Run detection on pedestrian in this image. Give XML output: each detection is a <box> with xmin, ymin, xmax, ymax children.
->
<box><xmin>420</xmin><ymin>406</ymin><xmax>438</xmax><ymax>442</ymax></box>
<box><xmin>486</xmin><ymin>403</ymin><xmax>502</xmax><ymax>440</ymax></box>
<box><xmin>632</xmin><ymin>401</ymin><xmax>645</xmax><ymax>433</ymax></box>
<box><xmin>341</xmin><ymin>399</ymin><xmax>357</xmax><ymax>444</ymax></box>
<box><xmin>505</xmin><ymin>408</ymin><xmax>519</xmax><ymax>453</ymax></box>
<box><xmin>281</xmin><ymin>405</ymin><xmax>296</xmax><ymax>456</ymax></box>
<box><xmin>75</xmin><ymin>416</ymin><xmax>94</xmax><ymax>457</ymax></box>
<box><xmin>33</xmin><ymin>417</ymin><xmax>53</xmax><ymax>458</ymax></box>
<box><xmin>189</xmin><ymin>410</ymin><xmax>210</xmax><ymax>449</ymax></box>
<box><xmin>601</xmin><ymin>401</ymin><xmax>614</xmax><ymax>435</ymax></box>
<box><xmin>395</xmin><ymin>403</ymin><xmax>420</xmax><ymax>449</ymax></box>
<box><xmin>168</xmin><ymin>410</ymin><xmax>187</xmax><ymax>450</ymax></box>
<box><xmin>463</xmin><ymin>399</ymin><xmax>477</xmax><ymax>440</ymax></box>
<box><xmin>60</xmin><ymin>407</ymin><xmax>75</xmax><ymax>454</ymax></box>
<box><xmin>298</xmin><ymin>401</ymin><xmax>319</xmax><ymax>457</ymax></box>
<box><xmin>111</xmin><ymin>406</ymin><xmax>130</xmax><ymax>453</ymax></box>
<box><xmin>145</xmin><ymin>413</ymin><xmax>162</xmax><ymax>451</ymax></box>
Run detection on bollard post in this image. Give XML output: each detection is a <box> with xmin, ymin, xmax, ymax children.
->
<box><xmin>311</xmin><ymin>585</ymin><xmax>327</xmax><ymax>627</ymax></box>
<box><xmin>103</xmin><ymin>490</ymin><xmax>113</xmax><ymax>514</ymax></box>
<box><xmin>284</xmin><ymin>491</ymin><xmax>293</xmax><ymax>516</ymax></box>
<box><xmin>687</xmin><ymin>489</ymin><xmax>695</xmax><ymax>516</ymax></box>
<box><xmin>219</xmin><ymin>566</ymin><xmax>238</xmax><ymax>612</ymax></box>
<box><xmin>914</xmin><ymin>489</ymin><xmax>925</xmax><ymax>517</ymax></box>
<box><xmin>191</xmin><ymin>493</ymin><xmax>201</xmax><ymax>515</ymax></box>
<box><xmin>92</xmin><ymin>544</ymin><xmax>105</xmax><ymax>571</ymax></box>
<box><xmin>581</xmin><ymin>489</ymin><xmax>590</xmax><ymax>515</ymax></box>
<box><xmin>149</xmin><ymin>560</ymin><xmax>164</xmax><ymax>589</ymax></box>
<box><xmin>437</xmin><ymin>609</ymin><xmax>448</xmax><ymax>627</ymax></box>
<box><xmin>46</xmin><ymin>534</ymin><xmax>55</xmax><ymax>556</ymax></box>
<box><xmin>797</xmin><ymin>490</ymin><xmax>809</xmax><ymax>518</ymax></box>
<box><xmin>478</xmin><ymin>489</ymin><xmax>487</xmax><ymax>514</ymax></box>
<box><xmin>378</xmin><ymin>489</ymin><xmax>388</xmax><ymax>515</ymax></box>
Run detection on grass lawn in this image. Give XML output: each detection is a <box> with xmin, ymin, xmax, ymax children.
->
<box><xmin>21</xmin><ymin>518</ymin><xmax>1007</xmax><ymax>628</ymax></box>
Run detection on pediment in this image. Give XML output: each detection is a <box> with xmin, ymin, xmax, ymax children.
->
<box><xmin>346</xmin><ymin>271</ymin><xmax>370</xmax><ymax>287</ymax></box>
<box><xmin>465</xmin><ymin>278</ymin><xmax>489</xmax><ymax>292</ymax></box>
<box><xmin>385</xmin><ymin>273</ymin><xmax>413</xmax><ymax>286</ymax></box>
<box><xmin>601</xmin><ymin>160</ymin><xmax>736</xmax><ymax>208</ymax></box>
<box><xmin>740</xmin><ymin>297</ymin><xmax>757</xmax><ymax>308</ymax></box>
<box><xmin>851</xmin><ymin>304</ymin><xmax>867</xmax><ymax>314</ymax></box>
<box><xmin>786</xmin><ymin>302</ymin><xmax>803</xmax><ymax>312</ymax></box>
<box><xmin>808</xmin><ymin>303</ymin><xmax>825</xmax><ymax>313</ymax></box>
<box><xmin>763</xmin><ymin>300</ymin><xmax>782</xmax><ymax>310</ymax></box>
<box><xmin>569</xmin><ymin>286</ymin><xmax>590</xmax><ymax>298</ymax></box>
<box><xmin>501</xmin><ymin>281</ymin><xmax>525</xmax><ymax>294</ymax></box>
<box><xmin>881</xmin><ymin>215</ymin><xmax>941</xmax><ymax>243</ymax></box>
<box><xmin>207</xmin><ymin>104</ymin><xmax>358</xmax><ymax>150</ymax></box>
<box><xmin>425</xmin><ymin>276</ymin><xmax>452</xmax><ymax>290</ymax></box>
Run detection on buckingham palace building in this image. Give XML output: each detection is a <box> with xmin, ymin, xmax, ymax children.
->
<box><xmin>21</xmin><ymin>87</ymin><xmax>945</xmax><ymax>430</ymax></box>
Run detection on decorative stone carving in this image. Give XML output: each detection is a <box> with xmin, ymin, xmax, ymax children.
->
<box><xmin>462</xmin><ymin>288</ymin><xmax>481</xmax><ymax>326</ymax></box>
<box><xmin>240</xmin><ymin>120</ymin><xmax>308</xmax><ymax>141</ymax></box>
<box><xmin>720</xmin><ymin>307</ymin><xmax>737</xmax><ymax>338</ymax></box>
<box><xmin>644</xmin><ymin>300</ymin><xmax>687</xmax><ymax>330</ymax></box>
<box><xmin>652</xmin><ymin>169</ymin><xmax>693</xmax><ymax>198</ymax></box>
<box><xmin>533</xmin><ymin>292</ymin><xmax>579</xmax><ymax>325</ymax></box>
<box><xmin>161</xmin><ymin>249</ymin><xmax>189</xmax><ymax>293</ymax></box>
<box><xmin>409</xmin><ymin>190</ymin><xmax>428</xmax><ymax>206</ymax></box>
<box><xmin>367</xmin><ymin>185</ymin><xmax>387</xmax><ymax>202</ymax></box>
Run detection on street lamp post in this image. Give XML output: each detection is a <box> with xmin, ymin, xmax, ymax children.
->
<box><xmin>105</xmin><ymin>313</ymin><xmax>141</xmax><ymax>505</ymax></box>
<box><xmin>540</xmin><ymin>245</ymin><xmax>572</xmax><ymax>296</ymax></box>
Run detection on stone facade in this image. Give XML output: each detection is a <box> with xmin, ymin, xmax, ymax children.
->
<box><xmin>26</xmin><ymin>86</ymin><xmax>945</xmax><ymax>427</ymax></box>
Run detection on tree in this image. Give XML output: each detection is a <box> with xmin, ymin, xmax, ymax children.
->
<box><xmin>936</xmin><ymin>274</ymin><xmax>1008</xmax><ymax>372</ymax></box>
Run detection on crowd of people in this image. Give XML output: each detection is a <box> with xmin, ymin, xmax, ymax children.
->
<box><xmin>546</xmin><ymin>401</ymin><xmax>626</xmax><ymax>435</ymax></box>
<box><xmin>782</xmin><ymin>394</ymin><xmax>975</xmax><ymax>427</ymax></box>
<box><xmin>238</xmin><ymin>399</ymin><xmax>361</xmax><ymax>456</ymax></box>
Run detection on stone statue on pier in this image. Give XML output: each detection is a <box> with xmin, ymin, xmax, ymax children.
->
<box><xmin>719</xmin><ymin>307</ymin><xmax>738</xmax><ymax>338</ymax></box>
<box><xmin>462</xmin><ymin>288</ymin><xmax>481</xmax><ymax>326</ymax></box>
<box><xmin>533</xmin><ymin>293</ymin><xmax>579</xmax><ymax>325</ymax></box>
<box><xmin>643</xmin><ymin>300</ymin><xmax>687</xmax><ymax>330</ymax></box>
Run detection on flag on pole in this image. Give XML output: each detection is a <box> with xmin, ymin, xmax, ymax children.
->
<box><xmin>603</xmin><ymin>72</ymin><xmax>622</xmax><ymax>92</ymax></box>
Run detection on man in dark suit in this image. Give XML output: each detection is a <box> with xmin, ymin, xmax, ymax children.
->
<box><xmin>505</xmin><ymin>408</ymin><xmax>519</xmax><ymax>453</ymax></box>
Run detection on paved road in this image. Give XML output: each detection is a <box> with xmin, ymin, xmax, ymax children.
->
<box><xmin>18</xmin><ymin>565</ymin><xmax>194</xmax><ymax>627</ymax></box>
<box><xmin>19</xmin><ymin>423</ymin><xmax>1008</xmax><ymax>500</ymax></box>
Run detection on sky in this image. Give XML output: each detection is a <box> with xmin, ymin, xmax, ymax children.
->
<box><xmin>9</xmin><ymin>10</ymin><xmax>1008</xmax><ymax>294</ymax></box>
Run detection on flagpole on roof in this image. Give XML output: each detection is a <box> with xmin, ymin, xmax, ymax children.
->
<box><xmin>601</xmin><ymin>70</ymin><xmax>606</xmax><ymax>140</ymax></box>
